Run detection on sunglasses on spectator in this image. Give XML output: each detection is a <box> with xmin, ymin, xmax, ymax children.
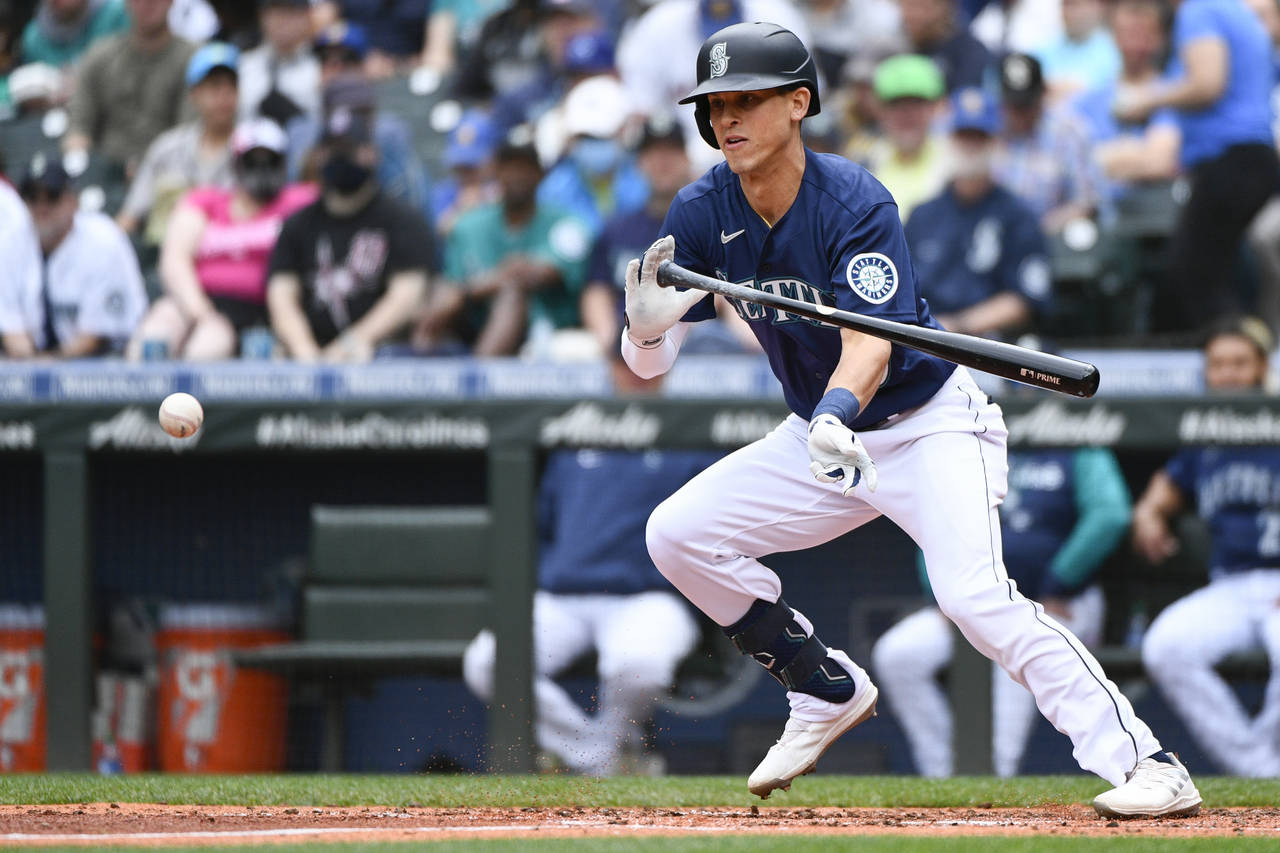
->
<box><xmin>20</xmin><ymin>187</ymin><xmax>68</xmax><ymax>204</ymax></box>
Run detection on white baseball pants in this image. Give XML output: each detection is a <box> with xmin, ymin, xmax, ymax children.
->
<box><xmin>871</xmin><ymin>586</ymin><xmax>1105</xmax><ymax>777</ymax></box>
<box><xmin>463</xmin><ymin>590</ymin><xmax>698</xmax><ymax>774</ymax></box>
<box><xmin>646</xmin><ymin>368</ymin><xmax>1161</xmax><ymax>785</ymax></box>
<box><xmin>1142</xmin><ymin>568</ymin><xmax>1280</xmax><ymax>776</ymax></box>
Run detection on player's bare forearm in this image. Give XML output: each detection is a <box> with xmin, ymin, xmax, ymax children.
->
<box><xmin>58</xmin><ymin>334</ymin><xmax>104</xmax><ymax>359</ymax></box>
<box><xmin>949</xmin><ymin>292</ymin><xmax>1031</xmax><ymax>337</ymax></box>
<box><xmin>267</xmin><ymin>274</ymin><xmax>321</xmax><ymax>361</ymax></box>
<box><xmin>826</xmin><ymin>329</ymin><xmax>891</xmax><ymax>411</ymax></box>
<box><xmin>2</xmin><ymin>332</ymin><xmax>37</xmax><ymax>359</ymax></box>
<box><xmin>345</xmin><ymin>271</ymin><xmax>427</xmax><ymax>348</ymax></box>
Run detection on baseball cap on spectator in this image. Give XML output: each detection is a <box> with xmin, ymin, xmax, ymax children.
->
<box><xmin>231</xmin><ymin>117</ymin><xmax>288</xmax><ymax>156</ymax></box>
<box><xmin>563</xmin><ymin>75</ymin><xmax>627</xmax><ymax>139</ymax></box>
<box><xmin>873</xmin><ymin>54</ymin><xmax>944</xmax><ymax>102</ymax></box>
<box><xmin>185</xmin><ymin>42</ymin><xmax>239</xmax><ymax>88</ymax></box>
<box><xmin>949</xmin><ymin>87</ymin><xmax>1001</xmax><ymax>136</ymax></box>
<box><xmin>563</xmin><ymin>30</ymin><xmax>614</xmax><ymax>75</ymax></box>
<box><xmin>18</xmin><ymin>153</ymin><xmax>71</xmax><ymax>200</ymax></box>
<box><xmin>1000</xmin><ymin>52</ymin><xmax>1045</xmax><ymax>108</ymax></box>
<box><xmin>314</xmin><ymin>21</ymin><xmax>369</xmax><ymax>61</ymax></box>
<box><xmin>699</xmin><ymin>0</ymin><xmax>745</xmax><ymax>38</ymax></box>
<box><xmin>7</xmin><ymin>63</ymin><xmax>61</xmax><ymax>109</ymax></box>
<box><xmin>635</xmin><ymin>112</ymin><xmax>686</xmax><ymax>152</ymax></box>
<box><xmin>445</xmin><ymin>109</ymin><xmax>501</xmax><ymax>169</ymax></box>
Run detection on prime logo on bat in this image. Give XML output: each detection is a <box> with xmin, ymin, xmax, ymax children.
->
<box><xmin>620</xmin><ymin>21</ymin><xmax>1201</xmax><ymax>818</ymax></box>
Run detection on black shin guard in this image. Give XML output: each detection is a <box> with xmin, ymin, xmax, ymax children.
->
<box><xmin>724</xmin><ymin>598</ymin><xmax>855</xmax><ymax>701</ymax></box>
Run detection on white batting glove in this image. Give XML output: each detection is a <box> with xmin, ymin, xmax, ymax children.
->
<box><xmin>808</xmin><ymin>414</ymin><xmax>878</xmax><ymax>494</ymax></box>
<box><xmin>623</xmin><ymin>235</ymin><xmax>705</xmax><ymax>344</ymax></box>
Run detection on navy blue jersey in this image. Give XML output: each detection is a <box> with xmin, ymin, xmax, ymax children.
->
<box><xmin>661</xmin><ymin>151</ymin><xmax>953</xmax><ymax>427</ymax></box>
<box><xmin>587</xmin><ymin>206</ymin><xmax>665</xmax><ymax>305</ymax></box>
<box><xmin>1167</xmin><ymin>447</ymin><xmax>1280</xmax><ymax>576</ymax></box>
<box><xmin>904</xmin><ymin>185</ymin><xmax>1051</xmax><ymax>317</ymax></box>
<box><xmin>537</xmin><ymin>448</ymin><xmax>722</xmax><ymax>595</ymax></box>
<box><xmin>1002</xmin><ymin>450</ymin><xmax>1078</xmax><ymax>594</ymax></box>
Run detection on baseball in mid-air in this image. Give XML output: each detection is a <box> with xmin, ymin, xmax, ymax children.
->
<box><xmin>158</xmin><ymin>392</ymin><xmax>204</xmax><ymax>438</ymax></box>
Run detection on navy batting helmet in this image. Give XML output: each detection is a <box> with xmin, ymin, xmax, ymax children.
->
<box><xmin>678</xmin><ymin>21</ymin><xmax>820</xmax><ymax>149</ymax></box>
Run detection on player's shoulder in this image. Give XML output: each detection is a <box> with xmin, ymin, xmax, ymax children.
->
<box><xmin>802</xmin><ymin>151</ymin><xmax>897</xmax><ymax>223</ymax></box>
<box><xmin>671</xmin><ymin>160</ymin><xmax>735</xmax><ymax>209</ymax></box>
<box><xmin>72</xmin><ymin>209</ymin><xmax>129</xmax><ymax>246</ymax></box>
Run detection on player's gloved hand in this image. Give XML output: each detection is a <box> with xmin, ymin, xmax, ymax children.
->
<box><xmin>808</xmin><ymin>414</ymin><xmax>878</xmax><ymax>494</ymax></box>
<box><xmin>623</xmin><ymin>235</ymin><xmax>705</xmax><ymax>344</ymax></box>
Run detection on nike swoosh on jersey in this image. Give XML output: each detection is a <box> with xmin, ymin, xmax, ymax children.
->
<box><xmin>720</xmin><ymin>228</ymin><xmax>745</xmax><ymax>244</ymax></box>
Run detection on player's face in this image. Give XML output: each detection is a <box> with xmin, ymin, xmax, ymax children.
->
<box><xmin>1204</xmin><ymin>334</ymin><xmax>1269</xmax><ymax>391</ymax></box>
<box><xmin>637</xmin><ymin>142</ymin><xmax>691</xmax><ymax>199</ymax></box>
<box><xmin>191</xmin><ymin>70</ymin><xmax>238</xmax><ymax>131</ymax></box>
<box><xmin>880</xmin><ymin>98</ymin><xmax>935</xmax><ymax>155</ymax></box>
<box><xmin>705</xmin><ymin>87</ymin><xmax>808</xmax><ymax>174</ymax></box>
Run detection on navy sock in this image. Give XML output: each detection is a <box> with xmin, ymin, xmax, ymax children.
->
<box><xmin>1145</xmin><ymin>751</ymin><xmax>1174</xmax><ymax>766</ymax></box>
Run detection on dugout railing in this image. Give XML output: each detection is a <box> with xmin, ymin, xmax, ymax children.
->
<box><xmin>4</xmin><ymin>367</ymin><xmax>1278</xmax><ymax>772</ymax></box>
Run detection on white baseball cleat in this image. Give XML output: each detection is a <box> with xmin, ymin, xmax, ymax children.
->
<box><xmin>1092</xmin><ymin>752</ymin><xmax>1202</xmax><ymax>818</ymax></box>
<box><xmin>747</xmin><ymin>668</ymin><xmax>879</xmax><ymax>799</ymax></box>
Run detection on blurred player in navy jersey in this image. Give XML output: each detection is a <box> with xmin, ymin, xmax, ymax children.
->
<box><xmin>1136</xmin><ymin>316</ymin><xmax>1280</xmax><ymax>776</ymax></box>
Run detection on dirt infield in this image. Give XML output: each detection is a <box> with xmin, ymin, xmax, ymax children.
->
<box><xmin>1</xmin><ymin>803</ymin><xmax>1278</xmax><ymax>846</ymax></box>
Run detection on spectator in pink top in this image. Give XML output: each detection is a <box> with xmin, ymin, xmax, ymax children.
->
<box><xmin>127</xmin><ymin>117</ymin><xmax>317</xmax><ymax>360</ymax></box>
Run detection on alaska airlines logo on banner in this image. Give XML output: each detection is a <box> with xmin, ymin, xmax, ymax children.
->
<box><xmin>725</xmin><ymin>278</ymin><xmax>831</xmax><ymax>327</ymax></box>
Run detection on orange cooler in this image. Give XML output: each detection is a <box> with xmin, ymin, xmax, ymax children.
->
<box><xmin>156</xmin><ymin>604</ymin><xmax>289</xmax><ymax>772</ymax></box>
<box><xmin>0</xmin><ymin>605</ymin><xmax>45</xmax><ymax>772</ymax></box>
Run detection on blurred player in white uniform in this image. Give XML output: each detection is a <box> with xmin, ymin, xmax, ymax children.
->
<box><xmin>0</xmin><ymin>157</ymin><xmax>147</xmax><ymax>358</ymax></box>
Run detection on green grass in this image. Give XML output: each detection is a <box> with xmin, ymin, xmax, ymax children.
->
<box><xmin>3</xmin><ymin>773</ymin><xmax>1280</xmax><ymax>808</ymax></box>
<box><xmin>19</xmin><ymin>841</ymin><xmax>1280</xmax><ymax>853</ymax></box>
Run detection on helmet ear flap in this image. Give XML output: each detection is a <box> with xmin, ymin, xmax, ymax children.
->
<box><xmin>693</xmin><ymin>99</ymin><xmax>720</xmax><ymax>149</ymax></box>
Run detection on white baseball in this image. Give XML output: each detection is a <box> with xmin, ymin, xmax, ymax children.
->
<box><xmin>159</xmin><ymin>392</ymin><xmax>204</xmax><ymax>438</ymax></box>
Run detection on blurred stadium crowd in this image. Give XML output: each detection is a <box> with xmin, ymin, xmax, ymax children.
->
<box><xmin>2</xmin><ymin>0</ymin><xmax>1280</xmax><ymax>362</ymax></box>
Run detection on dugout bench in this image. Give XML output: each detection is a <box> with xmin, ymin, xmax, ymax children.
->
<box><xmin>234</xmin><ymin>505</ymin><xmax>512</xmax><ymax>771</ymax></box>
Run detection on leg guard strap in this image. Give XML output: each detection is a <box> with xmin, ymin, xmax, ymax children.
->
<box><xmin>776</xmin><ymin>633</ymin><xmax>828</xmax><ymax>691</ymax></box>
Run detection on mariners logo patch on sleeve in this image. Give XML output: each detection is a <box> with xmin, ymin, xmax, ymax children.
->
<box><xmin>846</xmin><ymin>252</ymin><xmax>898</xmax><ymax>304</ymax></box>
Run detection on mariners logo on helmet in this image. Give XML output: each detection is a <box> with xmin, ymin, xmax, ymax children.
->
<box><xmin>846</xmin><ymin>253</ymin><xmax>898</xmax><ymax>304</ymax></box>
<box><xmin>709</xmin><ymin>42</ymin><xmax>730</xmax><ymax>78</ymax></box>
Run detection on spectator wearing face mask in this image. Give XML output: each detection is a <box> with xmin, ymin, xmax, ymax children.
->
<box><xmin>286</xmin><ymin>33</ymin><xmax>430</xmax><ymax>218</ymax></box>
<box><xmin>536</xmin><ymin>74</ymin><xmax>647</xmax><ymax>237</ymax></box>
<box><xmin>905</xmin><ymin>88</ymin><xmax>1052</xmax><ymax>338</ymax></box>
<box><xmin>126</xmin><ymin>118</ymin><xmax>317</xmax><ymax>360</ymax></box>
<box><xmin>267</xmin><ymin>103</ymin><xmax>434</xmax><ymax>362</ymax></box>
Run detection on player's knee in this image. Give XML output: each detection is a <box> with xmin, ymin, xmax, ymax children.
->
<box><xmin>462</xmin><ymin>631</ymin><xmax>496</xmax><ymax>699</ymax></box>
<box><xmin>645</xmin><ymin>498</ymin><xmax>695</xmax><ymax>571</ymax></box>
<box><xmin>1141</xmin><ymin>615</ymin><xmax>1194</xmax><ymax>676</ymax></box>
<box><xmin>870</xmin><ymin>631</ymin><xmax>911</xmax><ymax>679</ymax></box>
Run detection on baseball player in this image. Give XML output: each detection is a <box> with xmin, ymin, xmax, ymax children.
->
<box><xmin>1136</xmin><ymin>316</ymin><xmax>1280</xmax><ymax>776</ymax></box>
<box><xmin>623</xmin><ymin>21</ymin><xmax>1201</xmax><ymax>817</ymax></box>
<box><xmin>873</xmin><ymin>447</ymin><xmax>1131</xmax><ymax>777</ymax></box>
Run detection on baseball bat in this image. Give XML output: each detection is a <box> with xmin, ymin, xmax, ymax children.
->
<box><xmin>656</xmin><ymin>260</ymin><xmax>1100</xmax><ymax>398</ymax></box>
